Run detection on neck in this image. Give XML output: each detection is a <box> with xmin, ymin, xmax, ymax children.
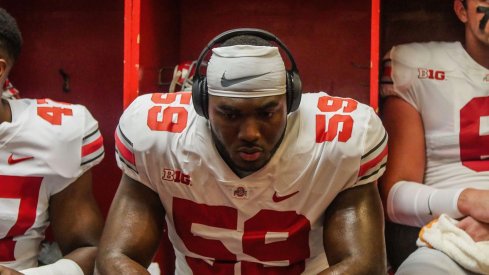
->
<box><xmin>0</xmin><ymin>99</ymin><xmax>11</xmax><ymax>124</ymax></box>
<box><xmin>464</xmin><ymin>33</ymin><xmax>489</xmax><ymax>69</ymax></box>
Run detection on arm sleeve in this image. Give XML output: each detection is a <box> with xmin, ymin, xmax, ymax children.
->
<box><xmin>380</xmin><ymin>44</ymin><xmax>423</xmax><ymax>112</ymax></box>
<box><xmin>356</xmin><ymin>108</ymin><xmax>388</xmax><ymax>185</ymax></box>
<box><xmin>80</xmin><ymin>106</ymin><xmax>104</xmax><ymax>171</ymax></box>
<box><xmin>114</xmin><ymin>96</ymin><xmax>154</xmax><ymax>190</ymax></box>
<box><xmin>47</xmin><ymin>103</ymin><xmax>104</xmax><ymax>195</ymax></box>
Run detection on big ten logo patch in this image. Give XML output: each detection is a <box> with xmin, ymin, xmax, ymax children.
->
<box><xmin>418</xmin><ymin>68</ymin><xmax>445</xmax><ymax>80</ymax></box>
<box><xmin>161</xmin><ymin>168</ymin><xmax>191</xmax><ymax>185</ymax></box>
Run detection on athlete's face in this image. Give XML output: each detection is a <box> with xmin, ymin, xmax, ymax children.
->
<box><xmin>456</xmin><ymin>0</ymin><xmax>489</xmax><ymax>45</ymax></box>
<box><xmin>208</xmin><ymin>94</ymin><xmax>287</xmax><ymax>177</ymax></box>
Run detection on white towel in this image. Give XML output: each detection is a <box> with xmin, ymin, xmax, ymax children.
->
<box><xmin>417</xmin><ymin>214</ymin><xmax>489</xmax><ymax>274</ymax></box>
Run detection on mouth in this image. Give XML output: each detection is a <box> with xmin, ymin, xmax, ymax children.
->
<box><xmin>237</xmin><ymin>147</ymin><xmax>263</xmax><ymax>162</ymax></box>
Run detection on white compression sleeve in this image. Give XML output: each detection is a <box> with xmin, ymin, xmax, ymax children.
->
<box><xmin>386</xmin><ymin>180</ymin><xmax>465</xmax><ymax>227</ymax></box>
<box><xmin>21</xmin><ymin>259</ymin><xmax>84</xmax><ymax>275</ymax></box>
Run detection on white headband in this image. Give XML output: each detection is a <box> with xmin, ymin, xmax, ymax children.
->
<box><xmin>206</xmin><ymin>45</ymin><xmax>286</xmax><ymax>98</ymax></box>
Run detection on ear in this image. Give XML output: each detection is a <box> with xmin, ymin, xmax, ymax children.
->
<box><xmin>454</xmin><ymin>0</ymin><xmax>468</xmax><ymax>23</ymax></box>
<box><xmin>0</xmin><ymin>58</ymin><xmax>7</xmax><ymax>86</ymax></box>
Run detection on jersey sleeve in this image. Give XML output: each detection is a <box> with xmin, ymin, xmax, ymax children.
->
<box><xmin>380</xmin><ymin>43</ymin><xmax>429</xmax><ymax>111</ymax></box>
<box><xmin>41</xmin><ymin>101</ymin><xmax>104</xmax><ymax>194</ymax></box>
<box><xmin>356</xmin><ymin>107</ymin><xmax>388</xmax><ymax>185</ymax></box>
<box><xmin>80</xmin><ymin>106</ymin><xmax>104</xmax><ymax>170</ymax></box>
<box><xmin>114</xmin><ymin>95</ymin><xmax>155</xmax><ymax>190</ymax></box>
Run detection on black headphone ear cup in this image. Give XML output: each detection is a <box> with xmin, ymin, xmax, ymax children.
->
<box><xmin>286</xmin><ymin>70</ymin><xmax>302</xmax><ymax>113</ymax></box>
<box><xmin>201</xmin><ymin>78</ymin><xmax>209</xmax><ymax>118</ymax></box>
<box><xmin>192</xmin><ymin>76</ymin><xmax>205</xmax><ymax>117</ymax></box>
<box><xmin>285</xmin><ymin>72</ymin><xmax>293</xmax><ymax>112</ymax></box>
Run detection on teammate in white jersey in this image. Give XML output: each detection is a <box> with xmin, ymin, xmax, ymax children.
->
<box><xmin>96</xmin><ymin>29</ymin><xmax>388</xmax><ymax>275</ymax></box>
<box><xmin>379</xmin><ymin>0</ymin><xmax>489</xmax><ymax>273</ymax></box>
<box><xmin>0</xmin><ymin>8</ymin><xmax>105</xmax><ymax>275</ymax></box>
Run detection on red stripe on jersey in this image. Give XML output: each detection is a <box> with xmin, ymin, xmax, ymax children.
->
<box><xmin>82</xmin><ymin>134</ymin><xmax>104</xmax><ymax>157</ymax></box>
<box><xmin>115</xmin><ymin>130</ymin><xmax>135</xmax><ymax>166</ymax></box>
<box><xmin>358</xmin><ymin>146</ymin><xmax>388</xmax><ymax>177</ymax></box>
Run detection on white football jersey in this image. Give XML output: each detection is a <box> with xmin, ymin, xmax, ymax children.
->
<box><xmin>116</xmin><ymin>91</ymin><xmax>387</xmax><ymax>274</ymax></box>
<box><xmin>0</xmin><ymin>98</ymin><xmax>104</xmax><ymax>270</ymax></box>
<box><xmin>381</xmin><ymin>41</ymin><xmax>489</xmax><ymax>190</ymax></box>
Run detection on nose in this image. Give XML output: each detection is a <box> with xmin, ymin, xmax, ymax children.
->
<box><xmin>238</xmin><ymin>118</ymin><xmax>261</xmax><ymax>142</ymax></box>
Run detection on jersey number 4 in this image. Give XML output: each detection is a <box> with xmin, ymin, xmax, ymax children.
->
<box><xmin>0</xmin><ymin>175</ymin><xmax>42</xmax><ymax>261</ymax></box>
<box><xmin>36</xmin><ymin>99</ymin><xmax>73</xmax><ymax>125</ymax></box>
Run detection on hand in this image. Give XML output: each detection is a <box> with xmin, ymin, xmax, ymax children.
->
<box><xmin>0</xmin><ymin>265</ymin><xmax>23</xmax><ymax>275</ymax></box>
<box><xmin>457</xmin><ymin>216</ymin><xmax>489</xmax><ymax>242</ymax></box>
<box><xmin>458</xmin><ymin>189</ymin><xmax>489</xmax><ymax>223</ymax></box>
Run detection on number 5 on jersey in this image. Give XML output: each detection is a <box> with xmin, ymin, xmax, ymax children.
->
<box><xmin>316</xmin><ymin>95</ymin><xmax>357</xmax><ymax>143</ymax></box>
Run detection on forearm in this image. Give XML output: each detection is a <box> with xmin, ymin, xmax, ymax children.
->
<box><xmin>95</xmin><ymin>253</ymin><xmax>150</xmax><ymax>275</ymax></box>
<box><xmin>319</xmin><ymin>257</ymin><xmax>385</xmax><ymax>275</ymax></box>
<box><xmin>387</xmin><ymin>180</ymin><xmax>465</xmax><ymax>227</ymax></box>
<box><xmin>20</xmin><ymin>246</ymin><xmax>97</xmax><ymax>275</ymax></box>
<box><xmin>63</xmin><ymin>246</ymin><xmax>97</xmax><ymax>275</ymax></box>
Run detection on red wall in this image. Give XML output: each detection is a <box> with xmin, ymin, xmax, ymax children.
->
<box><xmin>138</xmin><ymin>0</ymin><xmax>179</xmax><ymax>93</ymax></box>
<box><xmin>137</xmin><ymin>0</ymin><xmax>373</xmax><ymax>104</ymax></box>
<box><xmin>178</xmin><ymin>0</ymin><xmax>372</xmax><ymax>103</ymax></box>
<box><xmin>1</xmin><ymin>0</ymin><xmax>124</xmax><ymax>217</ymax></box>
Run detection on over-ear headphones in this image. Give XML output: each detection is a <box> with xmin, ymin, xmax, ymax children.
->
<box><xmin>192</xmin><ymin>28</ymin><xmax>302</xmax><ymax>118</ymax></box>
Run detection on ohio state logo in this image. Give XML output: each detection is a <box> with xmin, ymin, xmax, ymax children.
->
<box><xmin>418</xmin><ymin>68</ymin><xmax>445</xmax><ymax>80</ymax></box>
<box><xmin>233</xmin><ymin>186</ymin><xmax>248</xmax><ymax>199</ymax></box>
<box><xmin>161</xmin><ymin>168</ymin><xmax>190</xmax><ymax>185</ymax></box>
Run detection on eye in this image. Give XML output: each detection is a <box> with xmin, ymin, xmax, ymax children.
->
<box><xmin>258</xmin><ymin>111</ymin><xmax>275</xmax><ymax>119</ymax></box>
<box><xmin>221</xmin><ymin>111</ymin><xmax>239</xmax><ymax>120</ymax></box>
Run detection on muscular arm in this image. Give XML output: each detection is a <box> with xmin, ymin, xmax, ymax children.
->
<box><xmin>95</xmin><ymin>174</ymin><xmax>165</xmax><ymax>275</ymax></box>
<box><xmin>378</xmin><ymin>96</ymin><xmax>426</xmax><ymax>201</ymax></box>
<box><xmin>381</xmin><ymin>97</ymin><xmax>489</xmax><ymax>240</ymax></box>
<box><xmin>49</xmin><ymin>170</ymin><xmax>104</xmax><ymax>275</ymax></box>
<box><xmin>320</xmin><ymin>182</ymin><xmax>386</xmax><ymax>275</ymax></box>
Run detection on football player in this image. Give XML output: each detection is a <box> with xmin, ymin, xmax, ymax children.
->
<box><xmin>96</xmin><ymin>29</ymin><xmax>388</xmax><ymax>274</ymax></box>
<box><xmin>0</xmin><ymin>8</ymin><xmax>104</xmax><ymax>275</ymax></box>
<box><xmin>380</xmin><ymin>0</ymin><xmax>489</xmax><ymax>273</ymax></box>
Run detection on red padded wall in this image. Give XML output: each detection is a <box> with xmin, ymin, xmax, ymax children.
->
<box><xmin>177</xmin><ymin>0</ymin><xmax>372</xmax><ymax>104</ymax></box>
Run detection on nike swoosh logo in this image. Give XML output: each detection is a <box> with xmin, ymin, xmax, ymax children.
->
<box><xmin>8</xmin><ymin>154</ymin><xmax>34</xmax><ymax>165</ymax></box>
<box><xmin>272</xmin><ymin>191</ymin><xmax>299</xmax><ymax>203</ymax></box>
<box><xmin>221</xmin><ymin>72</ymin><xmax>271</xmax><ymax>87</ymax></box>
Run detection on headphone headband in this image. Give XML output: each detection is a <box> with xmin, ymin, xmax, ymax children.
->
<box><xmin>194</xmin><ymin>28</ymin><xmax>298</xmax><ymax>80</ymax></box>
<box><xmin>192</xmin><ymin>28</ymin><xmax>302</xmax><ymax>118</ymax></box>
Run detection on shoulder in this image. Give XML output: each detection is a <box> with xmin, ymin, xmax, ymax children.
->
<box><xmin>28</xmin><ymin>98</ymin><xmax>99</xmax><ymax>139</ymax></box>
<box><xmin>115</xmin><ymin>92</ymin><xmax>199</xmax><ymax>183</ymax></box>
<box><xmin>388</xmin><ymin>41</ymin><xmax>460</xmax><ymax>70</ymax></box>
<box><xmin>300</xmin><ymin>92</ymin><xmax>374</xmax><ymax>117</ymax></box>
<box><xmin>19</xmin><ymin>98</ymin><xmax>104</xmax><ymax>178</ymax></box>
<box><xmin>297</xmin><ymin>92</ymin><xmax>379</xmax><ymax>144</ymax></box>
<box><xmin>118</xmin><ymin>92</ymin><xmax>195</xmax><ymax>147</ymax></box>
<box><xmin>116</xmin><ymin>92</ymin><xmax>197</xmax><ymax>160</ymax></box>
